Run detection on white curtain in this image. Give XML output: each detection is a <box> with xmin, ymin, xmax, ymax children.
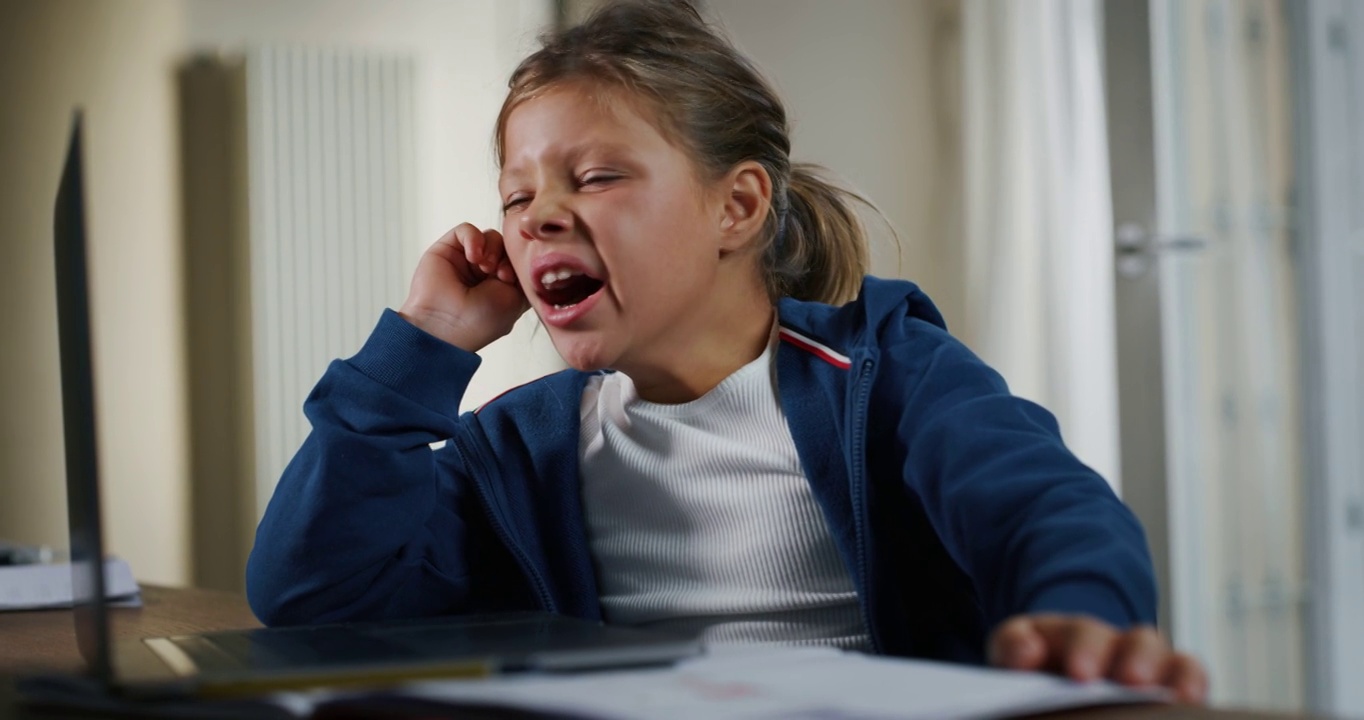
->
<box><xmin>961</xmin><ymin>0</ymin><xmax>1121</xmax><ymax>490</ymax></box>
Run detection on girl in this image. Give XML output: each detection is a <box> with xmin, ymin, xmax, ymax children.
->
<box><xmin>248</xmin><ymin>0</ymin><xmax>1206</xmax><ymax>703</ymax></box>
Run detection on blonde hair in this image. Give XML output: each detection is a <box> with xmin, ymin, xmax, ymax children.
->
<box><xmin>494</xmin><ymin>0</ymin><xmax>870</xmax><ymax>305</ymax></box>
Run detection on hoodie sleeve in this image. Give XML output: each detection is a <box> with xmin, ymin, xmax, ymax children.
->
<box><xmin>889</xmin><ymin>317</ymin><xmax>1157</xmax><ymax>633</ymax></box>
<box><xmin>245</xmin><ymin>309</ymin><xmax>488</xmax><ymax>626</ymax></box>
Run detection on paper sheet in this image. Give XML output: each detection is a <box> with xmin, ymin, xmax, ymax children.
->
<box><xmin>280</xmin><ymin>646</ymin><xmax>1166</xmax><ymax>720</ymax></box>
<box><xmin>0</xmin><ymin>557</ymin><xmax>141</xmax><ymax>611</ymax></box>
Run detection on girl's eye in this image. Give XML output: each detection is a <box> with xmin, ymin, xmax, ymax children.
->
<box><xmin>502</xmin><ymin>196</ymin><xmax>530</xmax><ymax>213</ymax></box>
<box><xmin>579</xmin><ymin>173</ymin><xmax>621</xmax><ymax>187</ymax></box>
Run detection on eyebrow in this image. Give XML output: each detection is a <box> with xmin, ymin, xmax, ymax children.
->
<box><xmin>500</xmin><ymin>141</ymin><xmax>639</xmax><ymax>187</ymax></box>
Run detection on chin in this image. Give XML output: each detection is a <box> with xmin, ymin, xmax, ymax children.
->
<box><xmin>548</xmin><ymin>335</ymin><xmax>615</xmax><ymax>373</ymax></box>
<box><xmin>562</xmin><ymin>358</ymin><xmax>609</xmax><ymax>372</ymax></box>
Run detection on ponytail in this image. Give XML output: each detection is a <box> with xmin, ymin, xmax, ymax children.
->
<box><xmin>766</xmin><ymin>164</ymin><xmax>871</xmax><ymax>305</ymax></box>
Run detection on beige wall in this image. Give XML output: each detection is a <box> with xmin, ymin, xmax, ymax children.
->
<box><xmin>178</xmin><ymin>0</ymin><xmax>557</xmax><ymax>590</ymax></box>
<box><xmin>710</xmin><ymin>0</ymin><xmax>961</xmax><ymax>324</ymax></box>
<box><xmin>183</xmin><ymin>0</ymin><xmax>563</xmax><ymax>412</ymax></box>
<box><xmin>0</xmin><ymin>0</ymin><xmax>558</xmax><ymax>589</ymax></box>
<box><xmin>0</xmin><ymin>0</ymin><xmax>190</xmax><ymax>585</ymax></box>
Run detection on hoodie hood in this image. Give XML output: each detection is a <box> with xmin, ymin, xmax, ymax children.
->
<box><xmin>776</xmin><ymin>276</ymin><xmax>949</xmax><ymax>360</ymax></box>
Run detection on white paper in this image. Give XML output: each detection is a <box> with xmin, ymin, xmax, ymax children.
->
<box><xmin>0</xmin><ymin>557</ymin><xmax>141</xmax><ymax>611</ymax></box>
<box><xmin>274</xmin><ymin>646</ymin><xmax>1166</xmax><ymax>720</ymax></box>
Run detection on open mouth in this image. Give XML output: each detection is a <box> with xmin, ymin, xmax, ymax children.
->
<box><xmin>535</xmin><ymin>268</ymin><xmax>605</xmax><ymax>311</ymax></box>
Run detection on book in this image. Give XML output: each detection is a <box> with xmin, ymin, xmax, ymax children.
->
<box><xmin>0</xmin><ymin>557</ymin><xmax>140</xmax><ymax>611</ymax></box>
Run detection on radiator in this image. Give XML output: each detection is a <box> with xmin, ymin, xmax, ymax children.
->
<box><xmin>243</xmin><ymin>46</ymin><xmax>418</xmax><ymax>514</ymax></box>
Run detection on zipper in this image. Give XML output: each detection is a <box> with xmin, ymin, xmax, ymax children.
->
<box><xmin>452</xmin><ymin>430</ymin><xmax>558</xmax><ymax>614</ymax></box>
<box><xmin>850</xmin><ymin>357</ymin><xmax>882</xmax><ymax>653</ymax></box>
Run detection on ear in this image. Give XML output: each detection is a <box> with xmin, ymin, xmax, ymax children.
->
<box><xmin>717</xmin><ymin>161</ymin><xmax>772</xmax><ymax>254</ymax></box>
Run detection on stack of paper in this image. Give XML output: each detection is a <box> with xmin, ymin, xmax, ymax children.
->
<box><xmin>275</xmin><ymin>646</ymin><xmax>1165</xmax><ymax>719</ymax></box>
<box><xmin>0</xmin><ymin>557</ymin><xmax>140</xmax><ymax>611</ymax></box>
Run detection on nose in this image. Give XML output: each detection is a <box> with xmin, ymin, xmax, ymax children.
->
<box><xmin>520</xmin><ymin>193</ymin><xmax>572</xmax><ymax>242</ymax></box>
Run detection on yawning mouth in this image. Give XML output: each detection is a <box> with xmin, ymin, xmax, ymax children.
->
<box><xmin>535</xmin><ymin>267</ymin><xmax>605</xmax><ymax>310</ymax></box>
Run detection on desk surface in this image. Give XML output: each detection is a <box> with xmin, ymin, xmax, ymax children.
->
<box><xmin>0</xmin><ymin>586</ymin><xmax>1304</xmax><ymax>719</ymax></box>
<box><xmin>0</xmin><ymin>585</ymin><xmax>261</xmax><ymax>675</ymax></box>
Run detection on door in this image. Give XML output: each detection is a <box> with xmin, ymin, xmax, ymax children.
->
<box><xmin>1287</xmin><ymin>0</ymin><xmax>1364</xmax><ymax>715</ymax></box>
<box><xmin>1107</xmin><ymin>0</ymin><xmax>1308</xmax><ymax>710</ymax></box>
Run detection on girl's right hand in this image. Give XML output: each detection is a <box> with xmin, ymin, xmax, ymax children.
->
<box><xmin>398</xmin><ymin>224</ymin><xmax>529</xmax><ymax>352</ymax></box>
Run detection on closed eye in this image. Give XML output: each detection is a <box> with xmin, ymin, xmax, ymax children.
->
<box><xmin>502</xmin><ymin>195</ymin><xmax>531</xmax><ymax>213</ymax></box>
<box><xmin>579</xmin><ymin>173</ymin><xmax>622</xmax><ymax>188</ymax></box>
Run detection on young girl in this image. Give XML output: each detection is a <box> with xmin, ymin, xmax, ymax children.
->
<box><xmin>248</xmin><ymin>0</ymin><xmax>1206</xmax><ymax>703</ymax></box>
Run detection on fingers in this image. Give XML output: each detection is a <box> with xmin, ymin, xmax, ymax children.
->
<box><xmin>1114</xmin><ymin>629</ymin><xmax>1208</xmax><ymax>703</ymax></box>
<box><xmin>993</xmin><ymin>615</ymin><xmax>1116</xmax><ymax>681</ymax></box>
<box><xmin>1162</xmin><ymin>653</ymin><xmax>1209</xmax><ymax>704</ymax></box>
<box><xmin>401</xmin><ymin>224</ymin><xmax>528</xmax><ymax>351</ymax></box>
<box><xmin>453</xmin><ymin>224</ymin><xmax>508</xmax><ymax>277</ymax></box>
<box><xmin>495</xmin><ymin>256</ymin><xmax>518</xmax><ymax>284</ymax></box>
<box><xmin>1051</xmin><ymin>617</ymin><xmax>1118</xmax><ymax>682</ymax></box>
<box><xmin>1111</xmin><ymin>626</ymin><xmax>1167</xmax><ymax>686</ymax></box>
<box><xmin>483</xmin><ymin>230</ymin><xmax>519</xmax><ymax>285</ymax></box>
<box><xmin>988</xmin><ymin>616</ymin><xmax>1048</xmax><ymax>671</ymax></box>
<box><xmin>993</xmin><ymin>616</ymin><xmax>1209</xmax><ymax>705</ymax></box>
<box><xmin>454</xmin><ymin>224</ymin><xmax>487</xmax><ymax>278</ymax></box>
<box><xmin>429</xmin><ymin>225</ymin><xmax>464</xmax><ymax>261</ymax></box>
<box><xmin>428</xmin><ymin>224</ymin><xmax>516</xmax><ymax>287</ymax></box>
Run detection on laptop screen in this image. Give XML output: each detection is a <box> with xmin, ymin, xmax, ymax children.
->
<box><xmin>53</xmin><ymin>111</ymin><xmax>113</xmax><ymax>685</ymax></box>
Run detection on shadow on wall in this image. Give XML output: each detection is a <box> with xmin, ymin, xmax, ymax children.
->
<box><xmin>178</xmin><ymin>57</ymin><xmax>255</xmax><ymax>593</ymax></box>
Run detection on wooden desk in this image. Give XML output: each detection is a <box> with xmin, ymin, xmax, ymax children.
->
<box><xmin>0</xmin><ymin>585</ymin><xmax>261</xmax><ymax>675</ymax></box>
<box><xmin>0</xmin><ymin>587</ymin><xmax>1304</xmax><ymax>719</ymax></box>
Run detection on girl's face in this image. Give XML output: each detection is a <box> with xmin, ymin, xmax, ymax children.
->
<box><xmin>499</xmin><ymin>84</ymin><xmax>743</xmax><ymax>374</ymax></box>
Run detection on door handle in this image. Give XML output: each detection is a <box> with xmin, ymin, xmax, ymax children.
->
<box><xmin>1116</xmin><ymin>223</ymin><xmax>1208</xmax><ymax>277</ymax></box>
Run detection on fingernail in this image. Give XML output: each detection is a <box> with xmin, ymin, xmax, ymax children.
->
<box><xmin>1006</xmin><ymin>644</ymin><xmax>1033</xmax><ymax>668</ymax></box>
<box><xmin>1071</xmin><ymin>655</ymin><xmax>1098</xmax><ymax>680</ymax></box>
<box><xmin>1009</xmin><ymin>646</ymin><xmax>1036</xmax><ymax>668</ymax></box>
<box><xmin>1128</xmin><ymin>660</ymin><xmax>1155</xmax><ymax>684</ymax></box>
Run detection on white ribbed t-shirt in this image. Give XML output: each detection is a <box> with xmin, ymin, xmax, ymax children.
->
<box><xmin>578</xmin><ymin>344</ymin><xmax>871</xmax><ymax>650</ymax></box>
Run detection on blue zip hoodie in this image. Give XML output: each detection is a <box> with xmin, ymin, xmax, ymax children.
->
<box><xmin>247</xmin><ymin>276</ymin><xmax>1156</xmax><ymax>664</ymax></box>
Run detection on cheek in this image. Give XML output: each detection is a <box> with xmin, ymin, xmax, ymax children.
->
<box><xmin>500</xmin><ymin>228</ymin><xmax>536</xmax><ymax>287</ymax></box>
<box><xmin>501</xmin><ymin>223</ymin><xmax>528</xmax><ymax>265</ymax></box>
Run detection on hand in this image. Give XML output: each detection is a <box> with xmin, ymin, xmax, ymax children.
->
<box><xmin>399</xmin><ymin>224</ymin><xmax>528</xmax><ymax>352</ymax></box>
<box><xmin>988</xmin><ymin>614</ymin><xmax>1208</xmax><ymax>704</ymax></box>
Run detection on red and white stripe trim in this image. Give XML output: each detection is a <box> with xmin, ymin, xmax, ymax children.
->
<box><xmin>779</xmin><ymin>327</ymin><xmax>852</xmax><ymax>370</ymax></box>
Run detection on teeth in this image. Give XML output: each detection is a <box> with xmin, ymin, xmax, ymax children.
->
<box><xmin>539</xmin><ymin>268</ymin><xmax>580</xmax><ymax>288</ymax></box>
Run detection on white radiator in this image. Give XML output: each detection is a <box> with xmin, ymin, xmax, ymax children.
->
<box><xmin>243</xmin><ymin>46</ymin><xmax>417</xmax><ymax>514</ymax></box>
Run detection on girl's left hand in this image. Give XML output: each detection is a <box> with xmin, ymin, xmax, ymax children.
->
<box><xmin>988</xmin><ymin>614</ymin><xmax>1208</xmax><ymax>704</ymax></box>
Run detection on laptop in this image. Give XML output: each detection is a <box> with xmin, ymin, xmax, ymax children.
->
<box><xmin>48</xmin><ymin>112</ymin><xmax>701</xmax><ymax>700</ymax></box>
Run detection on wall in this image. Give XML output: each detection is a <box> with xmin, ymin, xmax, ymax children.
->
<box><xmin>696</xmin><ymin>0</ymin><xmax>960</xmax><ymax>324</ymax></box>
<box><xmin>0</xmin><ymin>0</ymin><xmax>191</xmax><ymax>585</ymax></box>
<box><xmin>0</xmin><ymin>0</ymin><xmax>561</xmax><ymax>589</ymax></box>
<box><xmin>182</xmin><ymin>0</ymin><xmax>562</xmax><ymax>411</ymax></box>
<box><xmin>179</xmin><ymin>0</ymin><xmax>559</xmax><ymax>588</ymax></box>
